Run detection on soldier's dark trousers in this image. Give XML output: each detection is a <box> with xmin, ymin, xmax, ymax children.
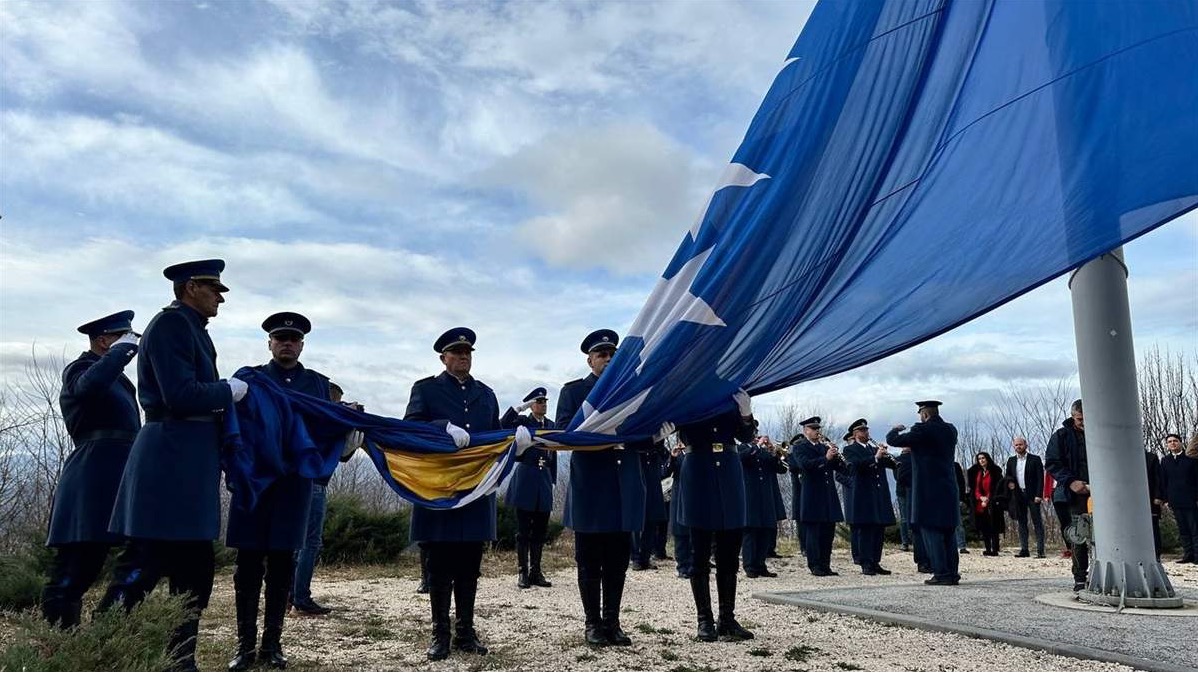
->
<box><xmin>233</xmin><ymin>549</ymin><xmax>295</xmax><ymax>659</ymax></box>
<box><xmin>653</xmin><ymin>521</ymin><xmax>669</xmax><ymax>558</ymax></box>
<box><xmin>921</xmin><ymin>526</ymin><xmax>959</xmax><ymax>580</ymax></box>
<box><xmin>856</xmin><ymin>524</ymin><xmax>884</xmax><ymax>569</ymax></box>
<box><xmin>740</xmin><ymin>527</ymin><xmax>769</xmax><ymax>573</ymax></box>
<box><xmin>689</xmin><ymin>528</ymin><xmax>741</xmax><ymax>624</ymax></box>
<box><xmin>41</xmin><ymin>542</ymin><xmax>135</xmax><ymax>628</ymax></box>
<box><xmin>792</xmin><ymin>518</ymin><xmax>806</xmax><ymax>554</ymax></box>
<box><xmin>848</xmin><ymin>525</ymin><xmax>861</xmax><ymax>564</ymax></box>
<box><xmin>803</xmin><ymin>522</ymin><xmax>834</xmax><ymax>571</ymax></box>
<box><xmin>1013</xmin><ymin>497</ymin><xmax>1045</xmax><ymax>556</ymax></box>
<box><xmin>631</xmin><ymin>522</ymin><xmax>660</xmax><ymax>566</ymax></box>
<box><xmin>674</xmin><ymin>524</ymin><xmax>693</xmax><ymax>575</ymax></box>
<box><xmin>104</xmin><ymin>539</ymin><xmax>216</xmax><ymax>667</ymax></box>
<box><xmin>1151</xmin><ymin>514</ymin><xmax>1162</xmax><ymax>558</ymax></box>
<box><xmin>1175</xmin><ymin>508</ymin><xmax>1198</xmax><ymax>561</ymax></box>
<box><xmin>765</xmin><ymin>526</ymin><xmax>778</xmax><ymax>556</ymax></box>
<box><xmin>574</xmin><ymin>532</ymin><xmax>631</xmax><ymax>629</ymax></box>
<box><xmin>423</xmin><ymin>542</ymin><xmax>485</xmax><ymax>637</ymax></box>
<box><xmin>911</xmin><ymin>525</ymin><xmax>928</xmax><ymax>567</ymax></box>
<box><xmin>515</xmin><ymin>509</ymin><xmax>550</xmax><ymax>573</ymax></box>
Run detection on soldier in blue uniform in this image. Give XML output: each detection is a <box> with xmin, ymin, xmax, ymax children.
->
<box><xmin>791</xmin><ymin>417</ymin><xmax>847</xmax><ymax>576</ymax></box>
<box><xmin>739</xmin><ymin>440</ymin><xmax>783</xmax><ymax>578</ymax></box>
<box><xmin>500</xmin><ymin>386</ymin><xmax>557</xmax><ymax>590</ymax></box>
<box><xmin>108</xmin><ymin>259</ymin><xmax>246</xmax><ymax>670</ymax></box>
<box><xmin>887</xmin><ymin>400</ymin><xmax>961</xmax><ymax>586</ymax></box>
<box><xmin>765</xmin><ymin>442</ymin><xmax>788</xmax><ymax>559</ymax></box>
<box><xmin>784</xmin><ymin>442</ymin><xmax>806</xmax><ymax>556</ymax></box>
<box><xmin>631</xmin><ymin>440</ymin><xmax>669</xmax><ymax>571</ymax></box>
<box><xmin>556</xmin><ymin>330</ymin><xmax>645</xmax><ymax>647</ymax></box>
<box><xmin>836</xmin><ymin>431</ymin><xmax>859</xmax><ymax>565</ymax></box>
<box><xmin>41</xmin><ymin>310</ymin><xmax>140</xmax><ymax>628</ymax></box>
<box><xmin>226</xmin><ymin>312</ymin><xmax>335</xmax><ymax>671</ymax></box>
<box><xmin>674</xmin><ymin>391</ymin><xmax>757</xmax><ymax>642</ymax></box>
<box><xmin>405</xmin><ymin>328</ymin><xmax>500</xmax><ymax>660</ymax></box>
<box><xmin>842</xmin><ymin>419</ymin><xmax>897</xmax><ymax>576</ymax></box>
<box><xmin>665</xmin><ymin>446</ymin><xmax>693</xmax><ymax>578</ymax></box>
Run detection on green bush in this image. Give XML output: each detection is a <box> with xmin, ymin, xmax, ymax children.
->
<box><xmin>0</xmin><ymin>591</ymin><xmax>189</xmax><ymax>671</ymax></box>
<box><xmin>494</xmin><ymin>500</ymin><xmax>564</xmax><ymax>550</ymax></box>
<box><xmin>321</xmin><ymin>494</ymin><xmax>411</xmax><ymax>565</ymax></box>
<box><xmin>1160</xmin><ymin>509</ymin><xmax>1180</xmax><ymax>553</ymax></box>
<box><xmin>0</xmin><ymin>554</ymin><xmax>45</xmax><ymax>612</ymax></box>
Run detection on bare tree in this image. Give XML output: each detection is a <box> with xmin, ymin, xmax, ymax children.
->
<box><xmin>988</xmin><ymin>377</ymin><xmax>1079</xmax><ymax>458</ymax></box>
<box><xmin>1138</xmin><ymin>345</ymin><xmax>1198</xmax><ymax>453</ymax></box>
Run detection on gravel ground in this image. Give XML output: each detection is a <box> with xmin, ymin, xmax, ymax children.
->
<box><xmin>188</xmin><ymin>541</ymin><xmax>1197</xmax><ymax>671</ymax></box>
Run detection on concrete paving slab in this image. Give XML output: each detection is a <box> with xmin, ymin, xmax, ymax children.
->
<box><xmin>755</xmin><ymin>577</ymin><xmax>1197</xmax><ymax>672</ymax></box>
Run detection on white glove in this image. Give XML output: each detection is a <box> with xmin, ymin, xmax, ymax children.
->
<box><xmin>342</xmin><ymin>430</ymin><xmax>365</xmax><ymax>458</ymax></box>
<box><xmin>654</xmin><ymin>421</ymin><xmax>676</xmax><ymax>443</ymax></box>
<box><xmin>733</xmin><ymin>388</ymin><xmax>752</xmax><ymax>417</ymax></box>
<box><xmin>228</xmin><ymin>376</ymin><xmax>248</xmax><ymax>403</ymax></box>
<box><xmin>514</xmin><ymin>401</ymin><xmax>533</xmax><ymax>413</ymax></box>
<box><xmin>445</xmin><ymin>422</ymin><xmax>471</xmax><ymax>449</ymax></box>
<box><xmin>112</xmin><ymin>332</ymin><xmax>139</xmax><ymax>348</ymax></box>
<box><xmin>514</xmin><ymin>426</ymin><xmax>534</xmax><ymax>457</ymax></box>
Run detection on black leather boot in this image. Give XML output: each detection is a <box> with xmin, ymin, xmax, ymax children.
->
<box><xmin>578</xmin><ymin>576</ymin><xmax>608</xmax><ymax>646</ymax></box>
<box><xmin>168</xmin><ymin>618</ymin><xmax>201</xmax><ymax>672</ymax></box>
<box><xmin>516</xmin><ymin>540</ymin><xmax>531</xmax><ymax>589</ymax></box>
<box><xmin>689</xmin><ymin>573</ymin><xmax>717</xmax><ymax>642</ymax></box>
<box><xmin>426</xmin><ymin>581</ymin><xmax>452</xmax><ymax>660</ymax></box>
<box><xmin>417</xmin><ymin>546</ymin><xmax>430</xmax><ymax>594</ymax></box>
<box><xmin>529</xmin><ymin>543</ymin><xmax>552</xmax><ymax>587</ymax></box>
<box><xmin>715</xmin><ymin>572</ymin><xmax>753</xmax><ymax>641</ymax></box>
<box><xmin>452</xmin><ymin>576</ymin><xmax>488</xmax><ymax>655</ymax></box>
<box><xmin>227</xmin><ymin>581</ymin><xmax>259</xmax><ymax>671</ymax></box>
<box><xmin>259</xmin><ymin>572</ymin><xmax>290</xmax><ymax>669</ymax></box>
<box><xmin>601</xmin><ymin>572</ymin><xmax>631</xmax><ymax>646</ymax></box>
<box><xmin>40</xmin><ymin>586</ymin><xmax>72</xmax><ymax>629</ymax></box>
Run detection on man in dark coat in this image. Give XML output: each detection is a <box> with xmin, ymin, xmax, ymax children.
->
<box><xmin>843</xmin><ymin>419</ymin><xmax>897</xmax><ymax>575</ymax></box>
<box><xmin>501</xmin><ymin>386</ymin><xmax>557</xmax><ymax>589</ymax></box>
<box><xmin>1045</xmin><ymin>399</ymin><xmax>1091</xmax><ymax>590</ymax></box>
<box><xmin>887</xmin><ymin>400</ymin><xmax>961</xmax><ymax>586</ymax></box>
<box><xmin>226</xmin><ymin>312</ymin><xmax>335</xmax><ymax>671</ymax></box>
<box><xmin>792</xmin><ymin>417</ymin><xmax>847</xmax><ymax>576</ymax></box>
<box><xmin>631</xmin><ymin>440</ymin><xmax>669</xmax><ymax>571</ymax></box>
<box><xmin>557</xmin><ymin>329</ymin><xmax>645</xmax><ymax>647</ymax></box>
<box><xmin>784</xmin><ymin>443</ymin><xmax>806</xmax><ymax>555</ymax></box>
<box><xmin>405</xmin><ymin>327</ymin><xmax>500</xmax><ymax>660</ymax></box>
<box><xmin>108</xmin><ymin>259</ymin><xmax>245</xmax><ymax>670</ymax></box>
<box><xmin>41</xmin><ymin>310</ymin><xmax>141</xmax><ymax>629</ymax></box>
<box><xmin>665</xmin><ymin>447</ymin><xmax>692</xmax><ymax>578</ymax></box>
<box><xmin>1145</xmin><ymin>447</ymin><xmax>1163</xmax><ymax>559</ymax></box>
<box><xmin>765</xmin><ymin>440</ymin><xmax>788</xmax><ymax>558</ymax></box>
<box><xmin>739</xmin><ymin>440</ymin><xmax>784</xmax><ymax>577</ymax></box>
<box><xmin>1158</xmin><ymin>433</ymin><xmax>1198</xmax><ymax>563</ymax></box>
<box><xmin>1004</xmin><ymin>436</ymin><xmax>1046</xmax><ymax>558</ymax></box>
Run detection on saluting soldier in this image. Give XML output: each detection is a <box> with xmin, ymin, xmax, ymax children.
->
<box><xmin>739</xmin><ymin>440</ymin><xmax>782</xmax><ymax>578</ymax></box>
<box><xmin>556</xmin><ymin>330</ymin><xmax>645</xmax><ymax>647</ymax></box>
<box><xmin>405</xmin><ymin>328</ymin><xmax>500</xmax><ymax>660</ymax></box>
<box><xmin>226</xmin><ymin>312</ymin><xmax>333</xmax><ymax>671</ymax></box>
<box><xmin>41</xmin><ymin>310</ymin><xmax>140</xmax><ymax>628</ymax></box>
<box><xmin>887</xmin><ymin>400</ymin><xmax>961</xmax><ymax>586</ymax></box>
<box><xmin>673</xmin><ymin>391</ymin><xmax>756</xmax><ymax>642</ymax></box>
<box><xmin>108</xmin><ymin>259</ymin><xmax>246</xmax><ymax>671</ymax></box>
<box><xmin>842</xmin><ymin>419</ymin><xmax>897</xmax><ymax>576</ymax></box>
<box><xmin>500</xmin><ymin>386</ymin><xmax>557</xmax><ymax>590</ymax></box>
<box><xmin>791</xmin><ymin>417</ymin><xmax>847</xmax><ymax>576</ymax></box>
<box><xmin>631</xmin><ymin>439</ymin><xmax>669</xmax><ymax>571</ymax></box>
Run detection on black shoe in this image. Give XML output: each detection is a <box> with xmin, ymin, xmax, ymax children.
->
<box><xmin>861</xmin><ymin>567</ymin><xmax>877</xmax><ymax>576</ymax></box>
<box><xmin>1036</xmin><ymin>553</ymin><xmax>1046</xmax><ymax>559</ymax></box>
<box><xmin>453</xmin><ymin>629</ymin><xmax>488</xmax><ymax>655</ymax></box>
<box><xmin>1016</xmin><ymin>550</ymin><xmax>1030</xmax><ymax>558</ymax></box>
<box><xmin>654</xmin><ymin>554</ymin><xmax>673</xmax><ymax>561</ymax></box>
<box><xmin>259</xmin><ymin>647</ymin><xmax>288</xmax><ymax>670</ymax></box>
<box><xmin>758</xmin><ymin>569</ymin><xmax>777</xmax><ymax>578</ymax></box>
<box><xmin>291</xmin><ymin>600</ymin><xmax>331</xmax><ymax>616</ymax></box>
<box><xmin>585</xmin><ymin>624</ymin><xmax>610</xmax><ymax>647</ymax></box>
<box><xmin>901</xmin><ymin>544</ymin><xmax>910</xmax><ymax>552</ymax></box>
<box><xmin>717</xmin><ymin>617</ymin><xmax>754</xmax><ymax>641</ymax></box>
<box><xmin>529</xmin><ymin>570</ymin><xmax>552</xmax><ymax>587</ymax></box>
<box><xmin>677</xmin><ymin>571</ymin><xmax>692</xmax><ymax>579</ymax></box>
<box><xmin>696</xmin><ymin>619</ymin><xmax>718</xmax><ymax>642</ymax></box>
<box><xmin>744</xmin><ymin>570</ymin><xmax>760</xmax><ymax>578</ymax></box>
<box><xmin>517</xmin><ymin>570</ymin><xmax>531</xmax><ymax>589</ymax></box>
<box><xmin>1176</xmin><ymin>557</ymin><xmax>1194</xmax><ymax>564</ymax></box>
<box><xmin>416</xmin><ymin>579</ymin><xmax>429</xmax><ymax>594</ymax></box>
<box><xmin>959</xmin><ymin>548</ymin><xmax>970</xmax><ymax>554</ymax></box>
<box><xmin>872</xmin><ymin>565</ymin><xmax>892</xmax><ymax>576</ymax></box>
<box><xmin>605</xmin><ymin>621</ymin><xmax>632</xmax><ymax>647</ymax></box>
<box><xmin>917</xmin><ymin>564</ymin><xmax>933</xmax><ymax>574</ymax></box>
<box><xmin>631</xmin><ymin>562</ymin><xmax>656</xmax><ymax>571</ymax></box>
<box><xmin>766</xmin><ymin>553</ymin><xmax>784</xmax><ymax>559</ymax></box>
<box><xmin>821</xmin><ymin>567</ymin><xmax>839</xmax><ymax>576</ymax></box>
<box><xmin>426</xmin><ymin>633</ymin><xmax>451</xmax><ymax>661</ymax></box>
<box><xmin>227</xmin><ymin>650</ymin><xmax>256</xmax><ymax>672</ymax></box>
<box><xmin>810</xmin><ymin>568</ymin><xmax>833</xmax><ymax>577</ymax></box>
<box><xmin>924</xmin><ymin>577</ymin><xmax>958</xmax><ymax>586</ymax></box>
<box><xmin>1072</xmin><ymin>581</ymin><xmax>1086</xmax><ymax>591</ymax></box>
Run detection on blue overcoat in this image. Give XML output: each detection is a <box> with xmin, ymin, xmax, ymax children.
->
<box><xmin>110</xmin><ymin>302</ymin><xmax>232</xmax><ymax>541</ymax></box>
<box><xmin>405</xmin><ymin>372</ymin><xmax>500</xmax><ymax>542</ymax></box>
<box><xmin>638</xmin><ymin>441</ymin><xmax>668</xmax><ymax>524</ymax></box>
<box><xmin>557</xmin><ymin>374</ymin><xmax>645</xmax><ymax>533</ymax></box>
<box><xmin>768</xmin><ymin>454</ymin><xmax>788</xmax><ymax>521</ymax></box>
<box><xmin>792</xmin><ymin>437</ymin><xmax>846</xmax><ymax>523</ymax></box>
<box><xmin>225</xmin><ymin>360</ymin><xmax>327</xmax><ymax>550</ymax></box>
<box><xmin>740</xmin><ymin>444</ymin><xmax>785</xmax><ymax>528</ymax></box>
<box><xmin>842</xmin><ymin>441</ymin><xmax>897</xmax><ymax>526</ymax></box>
<box><xmin>886</xmin><ymin>417</ymin><xmax>959</xmax><ymax>530</ymax></box>
<box><xmin>785</xmin><ymin>452</ymin><xmax>804</xmax><ymax>521</ymax></box>
<box><xmin>501</xmin><ymin>409</ymin><xmax>557</xmax><ymax>512</ymax></box>
<box><xmin>665</xmin><ymin>453</ymin><xmax>688</xmax><ymax>535</ymax></box>
<box><xmin>47</xmin><ymin>344</ymin><xmax>140</xmax><ymax>545</ymax></box>
<box><xmin>675</xmin><ymin>408</ymin><xmax>754</xmax><ymax>531</ymax></box>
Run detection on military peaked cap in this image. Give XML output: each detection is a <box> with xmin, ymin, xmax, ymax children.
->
<box><xmin>262</xmin><ymin>311</ymin><xmax>311</xmax><ymax>337</ymax></box>
<box><xmin>435</xmin><ymin>327</ymin><xmax>476</xmax><ymax>353</ymax></box>
<box><xmin>163</xmin><ymin>259</ymin><xmax>229</xmax><ymax>291</ymax></box>
<box><xmin>848</xmin><ymin>418</ymin><xmax>868</xmax><ymax>433</ymax></box>
<box><xmin>580</xmin><ymin>329</ymin><xmax>619</xmax><ymax>354</ymax></box>
<box><xmin>524</xmin><ymin>387</ymin><xmax>549</xmax><ymax>402</ymax></box>
<box><xmin>77</xmin><ymin>310</ymin><xmax>136</xmax><ymax>338</ymax></box>
<box><xmin>799</xmin><ymin>416</ymin><xmax>822</xmax><ymax>428</ymax></box>
<box><xmin>915</xmin><ymin>400</ymin><xmax>943</xmax><ymax>409</ymax></box>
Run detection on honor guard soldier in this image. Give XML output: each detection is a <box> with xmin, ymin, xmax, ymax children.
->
<box><xmin>41</xmin><ymin>311</ymin><xmax>141</xmax><ymax>628</ymax></box>
<box><xmin>842</xmin><ymin>419</ymin><xmax>897</xmax><ymax>576</ymax></box>
<box><xmin>405</xmin><ymin>328</ymin><xmax>500</xmax><ymax>660</ymax></box>
<box><xmin>791</xmin><ymin>417</ymin><xmax>847</xmax><ymax>576</ymax></box>
<box><xmin>556</xmin><ymin>330</ymin><xmax>645</xmax><ymax>647</ymax></box>
<box><xmin>665</xmin><ymin>445</ymin><xmax>693</xmax><ymax>578</ymax></box>
<box><xmin>631</xmin><ymin>439</ymin><xmax>669</xmax><ymax>571</ymax></box>
<box><xmin>887</xmin><ymin>400</ymin><xmax>961</xmax><ymax>586</ymax></box>
<box><xmin>674</xmin><ymin>390</ymin><xmax>757</xmax><ymax>642</ymax></box>
<box><xmin>739</xmin><ymin>440</ymin><xmax>783</xmax><ymax>577</ymax></box>
<box><xmin>226</xmin><ymin>312</ymin><xmax>333</xmax><ymax>671</ymax></box>
<box><xmin>500</xmin><ymin>387</ymin><xmax>557</xmax><ymax>589</ymax></box>
<box><xmin>784</xmin><ymin>442</ymin><xmax>806</xmax><ymax>556</ymax></box>
<box><xmin>836</xmin><ymin>431</ymin><xmax>859</xmax><ymax>564</ymax></box>
<box><xmin>108</xmin><ymin>259</ymin><xmax>246</xmax><ymax>670</ymax></box>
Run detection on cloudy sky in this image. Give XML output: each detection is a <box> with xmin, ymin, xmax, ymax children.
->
<box><xmin>2</xmin><ymin>0</ymin><xmax>1195</xmax><ymax>442</ymax></box>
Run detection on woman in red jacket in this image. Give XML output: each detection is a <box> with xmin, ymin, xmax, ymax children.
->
<box><xmin>967</xmin><ymin>452</ymin><xmax>1006</xmax><ymax>556</ymax></box>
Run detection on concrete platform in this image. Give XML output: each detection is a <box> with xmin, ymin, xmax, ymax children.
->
<box><xmin>755</xmin><ymin>577</ymin><xmax>1197</xmax><ymax>671</ymax></box>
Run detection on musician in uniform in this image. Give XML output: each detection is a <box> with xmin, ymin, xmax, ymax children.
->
<box><xmin>226</xmin><ymin>312</ymin><xmax>335</xmax><ymax>671</ymax></box>
<box><xmin>842</xmin><ymin>419</ymin><xmax>897</xmax><ymax>575</ymax></box>
<box><xmin>41</xmin><ymin>310</ymin><xmax>140</xmax><ymax>628</ymax></box>
<box><xmin>674</xmin><ymin>391</ymin><xmax>757</xmax><ymax>642</ymax></box>
<box><xmin>405</xmin><ymin>328</ymin><xmax>500</xmax><ymax>660</ymax></box>
<box><xmin>501</xmin><ymin>387</ymin><xmax>557</xmax><ymax>589</ymax></box>
<box><xmin>791</xmin><ymin>417</ymin><xmax>847</xmax><ymax>576</ymax></box>
<box><xmin>739</xmin><ymin>440</ymin><xmax>783</xmax><ymax>577</ymax></box>
<box><xmin>108</xmin><ymin>259</ymin><xmax>246</xmax><ymax>670</ymax></box>
<box><xmin>556</xmin><ymin>330</ymin><xmax>645</xmax><ymax>647</ymax></box>
<box><xmin>887</xmin><ymin>400</ymin><xmax>961</xmax><ymax>586</ymax></box>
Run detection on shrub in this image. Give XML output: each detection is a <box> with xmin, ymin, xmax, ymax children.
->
<box><xmin>494</xmin><ymin>500</ymin><xmax>564</xmax><ymax>550</ymax></box>
<box><xmin>0</xmin><ymin>591</ymin><xmax>189</xmax><ymax>671</ymax></box>
<box><xmin>0</xmin><ymin>555</ymin><xmax>45</xmax><ymax>612</ymax></box>
<box><xmin>1160</xmin><ymin>508</ymin><xmax>1180</xmax><ymax>553</ymax></box>
<box><xmin>321</xmin><ymin>494</ymin><xmax>411</xmax><ymax>565</ymax></box>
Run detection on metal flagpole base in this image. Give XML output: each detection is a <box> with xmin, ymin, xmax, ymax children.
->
<box><xmin>1081</xmin><ymin>559</ymin><xmax>1182</xmax><ymax>609</ymax></box>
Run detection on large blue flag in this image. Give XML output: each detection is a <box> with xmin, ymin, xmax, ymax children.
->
<box><xmin>573</xmin><ymin>0</ymin><xmax>1198</xmax><ymax>436</ymax></box>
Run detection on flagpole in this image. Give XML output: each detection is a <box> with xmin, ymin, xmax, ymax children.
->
<box><xmin>1067</xmin><ymin>247</ymin><xmax>1179</xmax><ymax>608</ymax></box>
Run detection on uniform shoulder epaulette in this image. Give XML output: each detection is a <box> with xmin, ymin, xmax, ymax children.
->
<box><xmin>564</xmin><ymin>378</ymin><xmax>584</xmax><ymax>387</ymax></box>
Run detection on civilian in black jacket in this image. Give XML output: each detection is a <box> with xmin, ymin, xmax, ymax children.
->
<box><xmin>1145</xmin><ymin>449</ymin><xmax>1162</xmax><ymax>560</ymax></box>
<box><xmin>1158</xmin><ymin>433</ymin><xmax>1198</xmax><ymax>563</ymax></box>
<box><xmin>1004</xmin><ymin>437</ymin><xmax>1046</xmax><ymax>558</ymax></box>
<box><xmin>1045</xmin><ymin>399</ymin><xmax>1090</xmax><ymax>590</ymax></box>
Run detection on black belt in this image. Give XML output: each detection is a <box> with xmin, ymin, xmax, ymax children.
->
<box><xmin>74</xmin><ymin>430</ymin><xmax>140</xmax><ymax>444</ymax></box>
<box><xmin>144</xmin><ymin>412</ymin><xmax>220</xmax><ymax>423</ymax></box>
